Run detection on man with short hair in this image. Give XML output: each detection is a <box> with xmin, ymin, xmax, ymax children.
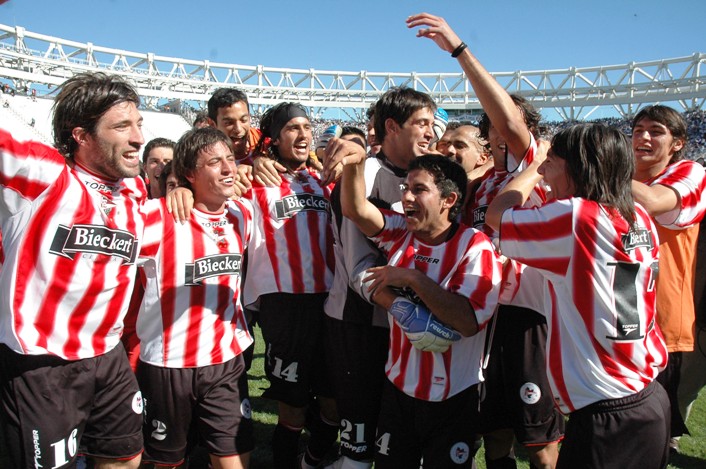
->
<box><xmin>142</xmin><ymin>137</ymin><xmax>175</xmax><ymax>199</ymax></box>
<box><xmin>631</xmin><ymin>104</ymin><xmax>706</xmax><ymax>450</ymax></box>
<box><xmin>207</xmin><ymin>87</ymin><xmax>261</xmax><ymax>164</ymax></box>
<box><xmin>137</xmin><ymin>127</ymin><xmax>254</xmax><ymax>469</ymax></box>
<box><xmin>333</xmin><ymin>143</ymin><xmax>502</xmax><ymax>468</ymax></box>
<box><xmin>321</xmin><ymin>87</ymin><xmax>437</xmax><ymax>469</ymax></box>
<box><xmin>0</xmin><ymin>72</ymin><xmax>148</xmax><ymax>469</ymax></box>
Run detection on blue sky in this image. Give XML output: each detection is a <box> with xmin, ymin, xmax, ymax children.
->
<box><xmin>2</xmin><ymin>0</ymin><xmax>704</xmax><ymax>74</ymax></box>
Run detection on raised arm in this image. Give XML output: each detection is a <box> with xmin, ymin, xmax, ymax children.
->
<box><xmin>407</xmin><ymin>12</ymin><xmax>531</xmax><ymax>159</ymax></box>
<box><xmin>333</xmin><ymin>138</ymin><xmax>385</xmax><ymax>237</ymax></box>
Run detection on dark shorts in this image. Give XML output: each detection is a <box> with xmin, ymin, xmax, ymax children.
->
<box><xmin>257</xmin><ymin>292</ymin><xmax>331</xmax><ymax>407</ymax></box>
<box><xmin>0</xmin><ymin>343</ymin><xmax>143</xmax><ymax>468</ymax></box>
<box><xmin>558</xmin><ymin>381</ymin><xmax>670</xmax><ymax>469</ymax></box>
<box><xmin>478</xmin><ymin>305</ymin><xmax>565</xmax><ymax>445</ymax></box>
<box><xmin>136</xmin><ymin>354</ymin><xmax>253</xmax><ymax>465</ymax></box>
<box><xmin>324</xmin><ymin>315</ymin><xmax>389</xmax><ymax>461</ymax></box>
<box><xmin>374</xmin><ymin>380</ymin><xmax>481</xmax><ymax>469</ymax></box>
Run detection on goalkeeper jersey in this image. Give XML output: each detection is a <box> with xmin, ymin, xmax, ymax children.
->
<box><xmin>499</xmin><ymin>198</ymin><xmax>667</xmax><ymax>413</ymax></box>
<box><xmin>371</xmin><ymin>210</ymin><xmax>502</xmax><ymax>402</ymax></box>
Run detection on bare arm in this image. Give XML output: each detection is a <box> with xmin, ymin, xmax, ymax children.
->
<box><xmin>486</xmin><ymin>160</ymin><xmax>544</xmax><ymax>232</ymax></box>
<box><xmin>365</xmin><ymin>266</ymin><xmax>478</xmax><ymax>336</ymax></box>
<box><xmin>335</xmin><ymin>138</ymin><xmax>385</xmax><ymax>237</ymax></box>
<box><xmin>407</xmin><ymin>12</ymin><xmax>531</xmax><ymax>159</ymax></box>
<box><xmin>631</xmin><ymin>180</ymin><xmax>681</xmax><ymax>217</ymax></box>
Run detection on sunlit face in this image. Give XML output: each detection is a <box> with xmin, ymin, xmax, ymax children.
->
<box><xmin>538</xmin><ymin>148</ymin><xmax>574</xmax><ymax>199</ymax></box>
<box><xmin>144</xmin><ymin>146</ymin><xmax>173</xmax><ymax>197</ymax></box>
<box><xmin>386</xmin><ymin>107</ymin><xmax>434</xmax><ymax>164</ymax></box>
<box><xmin>632</xmin><ymin>117</ymin><xmax>684</xmax><ymax>176</ymax></box>
<box><xmin>186</xmin><ymin>141</ymin><xmax>237</xmax><ymax>212</ymax></box>
<box><xmin>214</xmin><ymin>101</ymin><xmax>251</xmax><ymax>158</ymax></box>
<box><xmin>75</xmin><ymin>101</ymin><xmax>144</xmax><ymax>180</ymax></box>
<box><xmin>400</xmin><ymin>169</ymin><xmax>454</xmax><ymax>242</ymax></box>
<box><xmin>273</xmin><ymin>117</ymin><xmax>312</xmax><ymax>170</ymax></box>
<box><xmin>445</xmin><ymin>126</ymin><xmax>487</xmax><ymax>173</ymax></box>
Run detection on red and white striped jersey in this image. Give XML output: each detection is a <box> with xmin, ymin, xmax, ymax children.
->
<box><xmin>499</xmin><ymin>198</ymin><xmax>668</xmax><ymax>413</ymax></box>
<box><xmin>646</xmin><ymin>159</ymin><xmax>706</xmax><ymax>229</ymax></box>
<box><xmin>471</xmin><ymin>133</ymin><xmax>547</xmax><ymax>239</ymax></box>
<box><xmin>137</xmin><ymin>199</ymin><xmax>254</xmax><ymax>368</ymax></box>
<box><xmin>0</xmin><ymin>129</ymin><xmax>149</xmax><ymax>359</ymax></box>
<box><xmin>371</xmin><ymin>211</ymin><xmax>502</xmax><ymax>402</ymax></box>
<box><xmin>243</xmin><ymin>168</ymin><xmax>335</xmax><ymax>307</ymax></box>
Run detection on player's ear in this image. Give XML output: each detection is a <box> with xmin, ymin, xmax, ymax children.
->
<box><xmin>442</xmin><ymin>191</ymin><xmax>459</xmax><ymax>211</ymax></box>
<box><xmin>185</xmin><ymin>170</ymin><xmax>196</xmax><ymax>184</ymax></box>
<box><xmin>385</xmin><ymin>117</ymin><xmax>400</xmax><ymax>137</ymax></box>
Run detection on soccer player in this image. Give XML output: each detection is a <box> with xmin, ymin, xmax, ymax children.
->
<box><xmin>136</xmin><ymin>127</ymin><xmax>254</xmax><ymax>469</ymax></box>
<box><xmin>0</xmin><ymin>72</ymin><xmax>147</xmax><ymax>469</ymax></box>
<box><xmin>207</xmin><ymin>87</ymin><xmax>261</xmax><ymax>165</ymax></box>
<box><xmin>630</xmin><ymin>105</ymin><xmax>706</xmax><ymax>446</ymax></box>
<box><xmin>486</xmin><ymin>123</ymin><xmax>670</xmax><ymax>468</ymax></box>
<box><xmin>408</xmin><ymin>13</ymin><xmax>563</xmax><ymax>468</ymax></box>
<box><xmin>332</xmin><ymin>139</ymin><xmax>502</xmax><ymax>468</ymax></box>
<box><xmin>142</xmin><ymin>137</ymin><xmax>175</xmax><ymax>199</ymax></box>
<box><xmin>244</xmin><ymin>103</ymin><xmax>339</xmax><ymax>469</ymax></box>
<box><xmin>321</xmin><ymin>87</ymin><xmax>437</xmax><ymax>469</ymax></box>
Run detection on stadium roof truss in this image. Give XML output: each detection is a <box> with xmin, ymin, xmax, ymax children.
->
<box><xmin>1</xmin><ymin>23</ymin><xmax>704</xmax><ymax>121</ymax></box>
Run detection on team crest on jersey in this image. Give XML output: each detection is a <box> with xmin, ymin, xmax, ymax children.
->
<box><xmin>274</xmin><ymin>194</ymin><xmax>329</xmax><ymax>219</ymax></box>
<box><xmin>50</xmin><ymin>224</ymin><xmax>138</xmax><ymax>263</ymax></box>
<box><xmin>185</xmin><ymin>253</ymin><xmax>242</xmax><ymax>285</ymax></box>
<box><xmin>473</xmin><ymin>205</ymin><xmax>487</xmax><ymax>228</ymax></box>
<box><xmin>519</xmin><ymin>382</ymin><xmax>541</xmax><ymax>404</ymax></box>
<box><xmin>622</xmin><ymin>228</ymin><xmax>653</xmax><ymax>252</ymax></box>
<box><xmin>449</xmin><ymin>442</ymin><xmax>470</xmax><ymax>464</ymax></box>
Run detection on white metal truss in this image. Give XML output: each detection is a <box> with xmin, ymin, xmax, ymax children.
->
<box><xmin>1</xmin><ymin>23</ymin><xmax>704</xmax><ymax>120</ymax></box>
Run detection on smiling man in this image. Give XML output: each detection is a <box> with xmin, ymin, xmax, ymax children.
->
<box><xmin>333</xmin><ymin>141</ymin><xmax>502</xmax><ymax>468</ymax></box>
<box><xmin>136</xmin><ymin>127</ymin><xmax>254</xmax><ymax>469</ymax></box>
<box><xmin>208</xmin><ymin>87</ymin><xmax>261</xmax><ymax>164</ymax></box>
<box><xmin>142</xmin><ymin>137</ymin><xmax>175</xmax><ymax>199</ymax></box>
<box><xmin>630</xmin><ymin>105</ymin><xmax>706</xmax><ymax>448</ymax></box>
<box><xmin>0</xmin><ymin>72</ymin><xmax>148</xmax><ymax>469</ymax></box>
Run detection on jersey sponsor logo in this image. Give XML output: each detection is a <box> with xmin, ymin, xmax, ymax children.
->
<box><xmin>50</xmin><ymin>224</ymin><xmax>138</xmax><ymax>264</ymax></box>
<box><xmin>473</xmin><ymin>205</ymin><xmax>487</xmax><ymax>228</ymax></box>
<box><xmin>274</xmin><ymin>193</ymin><xmax>330</xmax><ymax>219</ymax></box>
<box><xmin>414</xmin><ymin>254</ymin><xmax>440</xmax><ymax>265</ymax></box>
<box><xmin>185</xmin><ymin>253</ymin><xmax>242</xmax><ymax>285</ymax></box>
<box><xmin>519</xmin><ymin>382</ymin><xmax>541</xmax><ymax>405</ymax></box>
<box><xmin>449</xmin><ymin>442</ymin><xmax>470</xmax><ymax>464</ymax></box>
<box><xmin>622</xmin><ymin>228</ymin><xmax>654</xmax><ymax>252</ymax></box>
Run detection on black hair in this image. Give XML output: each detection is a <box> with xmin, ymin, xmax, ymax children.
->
<box><xmin>142</xmin><ymin>137</ymin><xmax>176</xmax><ymax>165</ymax></box>
<box><xmin>207</xmin><ymin>88</ymin><xmax>250</xmax><ymax>122</ymax></box>
<box><xmin>551</xmin><ymin>123</ymin><xmax>636</xmax><ymax>228</ymax></box>
<box><xmin>374</xmin><ymin>87</ymin><xmax>436</xmax><ymax>144</ymax></box>
<box><xmin>632</xmin><ymin>105</ymin><xmax>688</xmax><ymax>163</ymax></box>
<box><xmin>478</xmin><ymin>93</ymin><xmax>541</xmax><ymax>142</ymax></box>
<box><xmin>408</xmin><ymin>154</ymin><xmax>468</xmax><ymax>220</ymax></box>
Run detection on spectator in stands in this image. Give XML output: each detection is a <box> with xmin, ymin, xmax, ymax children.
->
<box><xmin>142</xmin><ymin>137</ymin><xmax>175</xmax><ymax>199</ymax></box>
<box><xmin>408</xmin><ymin>13</ymin><xmax>564</xmax><ymax>469</ymax></box>
<box><xmin>630</xmin><ymin>105</ymin><xmax>706</xmax><ymax>453</ymax></box>
<box><xmin>207</xmin><ymin>87</ymin><xmax>261</xmax><ymax>164</ymax></box>
<box><xmin>193</xmin><ymin>111</ymin><xmax>210</xmax><ymax>129</ymax></box>
<box><xmin>0</xmin><ymin>72</ymin><xmax>146</xmax><ymax>469</ymax></box>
